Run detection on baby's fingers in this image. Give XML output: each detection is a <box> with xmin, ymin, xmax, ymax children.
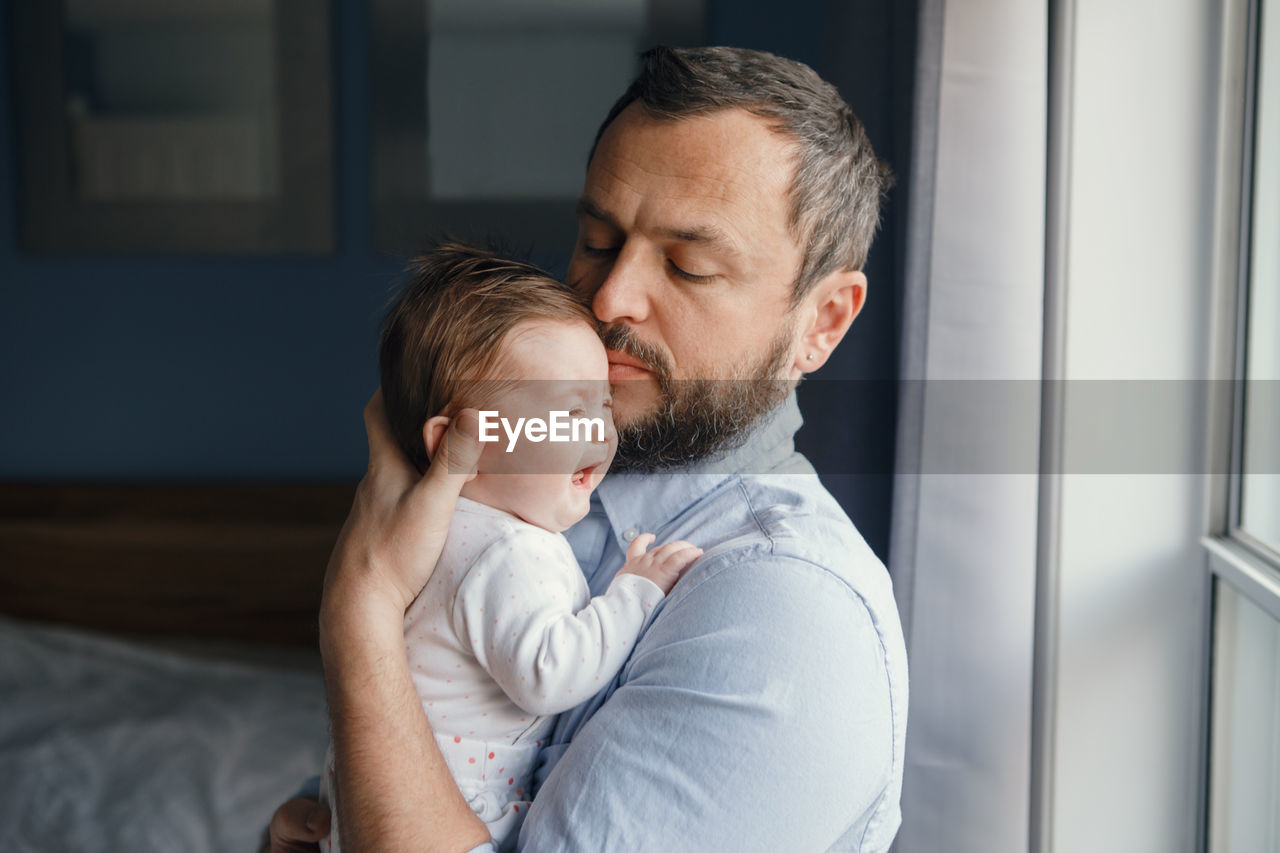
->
<box><xmin>625</xmin><ymin>532</ymin><xmax>657</xmax><ymax>563</ymax></box>
<box><xmin>650</xmin><ymin>541</ymin><xmax>704</xmax><ymax>571</ymax></box>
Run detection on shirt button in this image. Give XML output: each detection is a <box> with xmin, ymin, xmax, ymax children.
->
<box><xmin>622</xmin><ymin>527</ymin><xmax>639</xmax><ymax>542</ymax></box>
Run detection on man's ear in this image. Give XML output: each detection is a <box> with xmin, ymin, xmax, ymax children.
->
<box><xmin>794</xmin><ymin>269</ymin><xmax>866</xmax><ymax>374</ymax></box>
<box><xmin>422</xmin><ymin>415</ymin><xmax>452</xmax><ymax>462</ymax></box>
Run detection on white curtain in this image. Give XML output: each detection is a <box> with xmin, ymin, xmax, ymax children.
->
<box><xmin>890</xmin><ymin>1</ymin><xmax>1048</xmax><ymax>850</ymax></box>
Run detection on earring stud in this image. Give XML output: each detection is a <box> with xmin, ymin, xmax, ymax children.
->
<box><xmin>806</xmin><ymin>353</ymin><xmax>815</xmax><ymax>361</ymax></box>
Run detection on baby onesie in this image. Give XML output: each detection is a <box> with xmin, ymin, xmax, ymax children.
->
<box><xmin>322</xmin><ymin>496</ymin><xmax>664</xmax><ymax>852</ymax></box>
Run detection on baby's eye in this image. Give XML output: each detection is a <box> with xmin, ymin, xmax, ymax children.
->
<box><xmin>569</xmin><ymin>407</ymin><xmax>587</xmax><ymax>417</ymax></box>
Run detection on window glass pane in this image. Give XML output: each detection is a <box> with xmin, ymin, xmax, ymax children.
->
<box><xmin>1242</xmin><ymin>0</ymin><xmax>1280</xmax><ymax>553</ymax></box>
<box><xmin>62</xmin><ymin>0</ymin><xmax>278</xmax><ymax>200</ymax></box>
<box><xmin>1208</xmin><ymin>581</ymin><xmax>1280</xmax><ymax>852</ymax></box>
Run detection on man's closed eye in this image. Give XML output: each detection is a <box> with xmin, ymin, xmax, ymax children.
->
<box><xmin>668</xmin><ymin>260</ymin><xmax>716</xmax><ymax>284</ymax></box>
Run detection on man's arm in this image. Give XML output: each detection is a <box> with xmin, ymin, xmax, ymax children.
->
<box><xmin>314</xmin><ymin>394</ymin><xmax>491</xmax><ymax>853</ymax></box>
<box><xmin>321</xmin><ymin>582</ymin><xmax>490</xmax><ymax>852</ymax></box>
<box><xmin>519</xmin><ymin>554</ymin><xmax>901</xmax><ymax>852</ymax></box>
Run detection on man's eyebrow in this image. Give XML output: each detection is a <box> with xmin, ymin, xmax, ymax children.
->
<box><xmin>657</xmin><ymin>223</ymin><xmax>741</xmax><ymax>256</ymax></box>
<box><xmin>577</xmin><ymin>197</ymin><xmax>741</xmax><ymax>257</ymax></box>
<box><xmin>576</xmin><ymin>197</ymin><xmax>620</xmax><ymax>230</ymax></box>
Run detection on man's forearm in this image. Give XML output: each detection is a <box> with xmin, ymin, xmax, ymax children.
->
<box><xmin>321</xmin><ymin>579</ymin><xmax>491</xmax><ymax>853</ymax></box>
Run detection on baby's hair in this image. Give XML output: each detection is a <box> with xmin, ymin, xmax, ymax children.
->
<box><xmin>380</xmin><ymin>243</ymin><xmax>596</xmax><ymax>473</ymax></box>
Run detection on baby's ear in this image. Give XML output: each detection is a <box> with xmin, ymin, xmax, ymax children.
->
<box><xmin>422</xmin><ymin>415</ymin><xmax>452</xmax><ymax>462</ymax></box>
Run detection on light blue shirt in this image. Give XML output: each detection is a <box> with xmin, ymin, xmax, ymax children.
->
<box><xmin>485</xmin><ymin>394</ymin><xmax>909</xmax><ymax>852</ymax></box>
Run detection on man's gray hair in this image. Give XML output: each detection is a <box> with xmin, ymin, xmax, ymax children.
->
<box><xmin>590</xmin><ymin>46</ymin><xmax>892</xmax><ymax>304</ymax></box>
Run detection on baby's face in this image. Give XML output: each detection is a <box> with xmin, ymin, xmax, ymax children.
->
<box><xmin>460</xmin><ymin>319</ymin><xmax>616</xmax><ymax>532</ymax></box>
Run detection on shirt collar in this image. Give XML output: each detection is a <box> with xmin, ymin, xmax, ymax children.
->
<box><xmin>593</xmin><ymin>392</ymin><xmax>804</xmax><ymax>547</ymax></box>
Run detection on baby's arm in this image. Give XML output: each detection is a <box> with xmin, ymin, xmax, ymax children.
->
<box><xmin>453</xmin><ymin>527</ymin><xmax>700</xmax><ymax>716</ymax></box>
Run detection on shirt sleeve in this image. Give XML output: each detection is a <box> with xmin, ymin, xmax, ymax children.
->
<box><xmin>452</xmin><ymin>525</ymin><xmax>665</xmax><ymax>717</ymax></box>
<box><xmin>516</xmin><ymin>553</ymin><xmax>900</xmax><ymax>852</ymax></box>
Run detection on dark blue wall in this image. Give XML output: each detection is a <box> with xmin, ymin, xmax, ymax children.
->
<box><xmin>0</xmin><ymin>0</ymin><xmax>912</xmax><ymax>557</ymax></box>
<box><xmin>714</xmin><ymin>1</ymin><xmax>917</xmax><ymax>559</ymax></box>
<box><xmin>0</xmin><ymin>1</ymin><xmax>399</xmax><ymax>480</ymax></box>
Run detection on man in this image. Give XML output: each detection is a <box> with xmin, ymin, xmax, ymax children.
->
<box><xmin>268</xmin><ymin>46</ymin><xmax>907</xmax><ymax>852</ymax></box>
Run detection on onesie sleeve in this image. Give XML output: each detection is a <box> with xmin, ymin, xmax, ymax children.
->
<box><xmin>452</xmin><ymin>525</ymin><xmax>664</xmax><ymax>716</ymax></box>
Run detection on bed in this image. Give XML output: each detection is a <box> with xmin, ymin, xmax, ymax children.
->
<box><xmin>0</xmin><ymin>483</ymin><xmax>354</xmax><ymax>853</ymax></box>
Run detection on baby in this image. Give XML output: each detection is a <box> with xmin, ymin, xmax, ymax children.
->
<box><xmin>320</xmin><ymin>245</ymin><xmax>701</xmax><ymax>852</ymax></box>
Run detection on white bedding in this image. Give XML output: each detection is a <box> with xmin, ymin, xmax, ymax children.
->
<box><xmin>0</xmin><ymin>616</ymin><xmax>330</xmax><ymax>853</ymax></box>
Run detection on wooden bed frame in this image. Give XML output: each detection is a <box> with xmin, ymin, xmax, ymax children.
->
<box><xmin>0</xmin><ymin>483</ymin><xmax>355</xmax><ymax>647</ymax></box>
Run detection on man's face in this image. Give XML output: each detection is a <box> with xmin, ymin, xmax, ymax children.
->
<box><xmin>567</xmin><ymin>105</ymin><xmax>804</xmax><ymax>470</ymax></box>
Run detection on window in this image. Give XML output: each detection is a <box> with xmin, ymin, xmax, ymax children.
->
<box><xmin>1208</xmin><ymin>577</ymin><xmax>1280</xmax><ymax>851</ymax></box>
<box><xmin>1207</xmin><ymin>0</ymin><xmax>1280</xmax><ymax>848</ymax></box>
<box><xmin>1240</xmin><ymin>0</ymin><xmax>1280</xmax><ymax>555</ymax></box>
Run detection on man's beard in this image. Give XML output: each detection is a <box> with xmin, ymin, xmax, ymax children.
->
<box><xmin>601</xmin><ymin>324</ymin><xmax>795</xmax><ymax>473</ymax></box>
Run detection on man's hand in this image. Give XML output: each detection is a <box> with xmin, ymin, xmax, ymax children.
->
<box><xmin>315</xmin><ymin>390</ymin><xmax>491</xmax><ymax>853</ymax></box>
<box><xmin>261</xmin><ymin>797</ymin><xmax>330</xmax><ymax>853</ymax></box>
<box><xmin>617</xmin><ymin>533</ymin><xmax>702</xmax><ymax>594</ymax></box>
<box><xmin>320</xmin><ymin>392</ymin><xmax>483</xmax><ymax>630</ymax></box>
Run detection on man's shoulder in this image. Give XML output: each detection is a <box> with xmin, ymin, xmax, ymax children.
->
<box><xmin>672</xmin><ymin>464</ymin><xmax>893</xmax><ymax>606</ymax></box>
<box><xmin>668</xmin><ymin>462</ymin><xmax>904</xmax><ymax>661</ymax></box>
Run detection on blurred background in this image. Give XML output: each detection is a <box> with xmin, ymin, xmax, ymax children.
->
<box><xmin>3</xmin><ymin>1</ymin><xmax>1279</xmax><ymax>852</ymax></box>
<box><xmin>0</xmin><ymin>0</ymin><xmax>914</xmax><ymax>561</ymax></box>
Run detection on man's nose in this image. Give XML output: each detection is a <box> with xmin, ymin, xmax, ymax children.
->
<box><xmin>591</xmin><ymin>244</ymin><xmax>652</xmax><ymax>326</ymax></box>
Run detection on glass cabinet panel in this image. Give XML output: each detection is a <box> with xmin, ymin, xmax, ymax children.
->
<box><xmin>10</xmin><ymin>0</ymin><xmax>332</xmax><ymax>253</ymax></box>
<box><xmin>63</xmin><ymin>0</ymin><xmax>279</xmax><ymax>201</ymax></box>
<box><xmin>371</xmin><ymin>0</ymin><xmax>705</xmax><ymax>257</ymax></box>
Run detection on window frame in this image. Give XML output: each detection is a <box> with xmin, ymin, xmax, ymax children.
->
<box><xmin>1202</xmin><ymin>0</ymin><xmax>1280</xmax><ymax>848</ymax></box>
<box><xmin>1210</xmin><ymin>0</ymin><xmax>1280</xmax><ymax>589</ymax></box>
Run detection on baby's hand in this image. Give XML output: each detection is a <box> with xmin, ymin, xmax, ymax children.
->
<box><xmin>617</xmin><ymin>534</ymin><xmax>702</xmax><ymax>595</ymax></box>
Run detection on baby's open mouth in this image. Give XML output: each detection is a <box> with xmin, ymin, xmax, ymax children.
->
<box><xmin>571</xmin><ymin>464</ymin><xmax>600</xmax><ymax>488</ymax></box>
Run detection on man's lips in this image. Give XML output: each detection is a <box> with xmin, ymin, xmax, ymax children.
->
<box><xmin>607</xmin><ymin>350</ymin><xmax>653</xmax><ymax>381</ymax></box>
